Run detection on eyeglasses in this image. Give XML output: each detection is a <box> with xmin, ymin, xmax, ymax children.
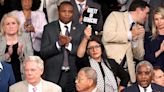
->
<box><xmin>87</xmin><ymin>45</ymin><xmax>101</xmax><ymax>51</ymax></box>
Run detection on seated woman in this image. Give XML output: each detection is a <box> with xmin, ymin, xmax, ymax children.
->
<box><xmin>144</xmin><ymin>6</ymin><xmax>164</xmax><ymax>71</ymax></box>
<box><xmin>0</xmin><ymin>13</ymin><xmax>33</xmax><ymax>82</ymax></box>
<box><xmin>76</xmin><ymin>26</ymin><xmax>130</xmax><ymax>92</ymax></box>
<box><xmin>10</xmin><ymin>0</ymin><xmax>47</xmax><ymax>56</ymax></box>
<box><xmin>0</xmin><ymin>61</ymin><xmax>15</xmax><ymax>92</ymax></box>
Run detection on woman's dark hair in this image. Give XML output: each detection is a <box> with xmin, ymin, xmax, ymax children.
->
<box><xmin>87</xmin><ymin>35</ymin><xmax>108</xmax><ymax>60</ymax></box>
<box><xmin>19</xmin><ymin>0</ymin><xmax>41</xmax><ymax>11</ymax></box>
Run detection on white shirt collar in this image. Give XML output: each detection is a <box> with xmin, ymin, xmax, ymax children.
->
<box><xmin>75</xmin><ymin>0</ymin><xmax>86</xmax><ymax>5</ymax></box>
<box><xmin>138</xmin><ymin>84</ymin><xmax>152</xmax><ymax>92</ymax></box>
<box><xmin>128</xmin><ymin>13</ymin><xmax>136</xmax><ymax>25</ymax></box>
<box><xmin>0</xmin><ymin>62</ymin><xmax>3</xmax><ymax>70</ymax></box>
<box><xmin>59</xmin><ymin>20</ymin><xmax>72</xmax><ymax>34</ymax></box>
<box><xmin>92</xmin><ymin>87</ymin><xmax>98</xmax><ymax>92</ymax></box>
<box><xmin>28</xmin><ymin>79</ymin><xmax>42</xmax><ymax>92</ymax></box>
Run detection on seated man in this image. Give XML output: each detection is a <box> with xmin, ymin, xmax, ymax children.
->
<box><xmin>152</xmin><ymin>66</ymin><xmax>164</xmax><ymax>87</ymax></box>
<box><xmin>75</xmin><ymin>67</ymin><xmax>101</xmax><ymax>92</ymax></box>
<box><xmin>122</xmin><ymin>61</ymin><xmax>164</xmax><ymax>92</ymax></box>
<box><xmin>9</xmin><ymin>56</ymin><xmax>62</xmax><ymax>92</ymax></box>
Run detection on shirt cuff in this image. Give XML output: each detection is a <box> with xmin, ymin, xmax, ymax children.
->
<box><xmin>56</xmin><ymin>41</ymin><xmax>61</xmax><ymax>50</ymax></box>
<box><xmin>128</xmin><ymin>31</ymin><xmax>132</xmax><ymax>41</ymax></box>
<box><xmin>65</xmin><ymin>43</ymin><xmax>72</xmax><ymax>51</ymax></box>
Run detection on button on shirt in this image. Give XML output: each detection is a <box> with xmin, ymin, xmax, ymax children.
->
<box><xmin>28</xmin><ymin>81</ymin><xmax>42</xmax><ymax>92</ymax></box>
<box><xmin>138</xmin><ymin>84</ymin><xmax>153</xmax><ymax>92</ymax></box>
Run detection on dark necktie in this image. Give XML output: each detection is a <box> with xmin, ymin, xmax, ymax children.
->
<box><xmin>144</xmin><ymin>88</ymin><xmax>146</xmax><ymax>92</ymax></box>
<box><xmin>61</xmin><ymin>25</ymin><xmax>70</xmax><ymax>71</ymax></box>
<box><xmin>130</xmin><ymin>22</ymin><xmax>135</xmax><ymax>30</ymax></box>
<box><xmin>79</xmin><ymin>4</ymin><xmax>83</xmax><ymax>16</ymax></box>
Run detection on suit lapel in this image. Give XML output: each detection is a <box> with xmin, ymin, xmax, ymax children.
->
<box><xmin>123</xmin><ymin>12</ymin><xmax>130</xmax><ymax>32</ymax></box>
<box><xmin>22</xmin><ymin>81</ymin><xmax>29</xmax><ymax>92</ymax></box>
<box><xmin>70</xmin><ymin>22</ymin><xmax>78</xmax><ymax>37</ymax></box>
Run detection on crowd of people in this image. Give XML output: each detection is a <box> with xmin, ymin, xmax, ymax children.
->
<box><xmin>0</xmin><ymin>0</ymin><xmax>164</xmax><ymax>92</ymax></box>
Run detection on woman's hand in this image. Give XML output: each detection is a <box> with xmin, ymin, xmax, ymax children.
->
<box><xmin>17</xmin><ymin>43</ymin><xmax>24</xmax><ymax>56</ymax></box>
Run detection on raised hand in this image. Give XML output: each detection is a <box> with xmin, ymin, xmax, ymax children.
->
<box><xmin>5</xmin><ymin>45</ymin><xmax>13</xmax><ymax>60</ymax></box>
<box><xmin>84</xmin><ymin>25</ymin><xmax>92</xmax><ymax>39</ymax></box>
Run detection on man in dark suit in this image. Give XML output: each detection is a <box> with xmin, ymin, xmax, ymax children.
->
<box><xmin>40</xmin><ymin>1</ymin><xmax>87</xmax><ymax>92</ymax></box>
<box><xmin>122</xmin><ymin>60</ymin><xmax>164</xmax><ymax>92</ymax></box>
<box><xmin>70</xmin><ymin>0</ymin><xmax>103</xmax><ymax>34</ymax></box>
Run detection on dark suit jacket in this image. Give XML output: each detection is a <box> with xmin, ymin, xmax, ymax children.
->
<box><xmin>76</xmin><ymin>54</ymin><xmax>130</xmax><ymax>87</ymax></box>
<box><xmin>0</xmin><ymin>61</ymin><xmax>15</xmax><ymax>92</ymax></box>
<box><xmin>122</xmin><ymin>83</ymin><xmax>164</xmax><ymax>92</ymax></box>
<box><xmin>70</xmin><ymin>0</ymin><xmax>103</xmax><ymax>33</ymax></box>
<box><xmin>41</xmin><ymin>20</ymin><xmax>85</xmax><ymax>84</ymax></box>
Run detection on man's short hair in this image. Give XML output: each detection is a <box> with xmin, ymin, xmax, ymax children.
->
<box><xmin>58</xmin><ymin>1</ymin><xmax>73</xmax><ymax>11</ymax></box>
<box><xmin>136</xmin><ymin>60</ymin><xmax>153</xmax><ymax>73</ymax></box>
<box><xmin>23</xmin><ymin>56</ymin><xmax>44</xmax><ymax>70</ymax></box>
<box><xmin>129</xmin><ymin>0</ymin><xmax>150</xmax><ymax>11</ymax></box>
<box><xmin>80</xmin><ymin>67</ymin><xmax>97</xmax><ymax>84</ymax></box>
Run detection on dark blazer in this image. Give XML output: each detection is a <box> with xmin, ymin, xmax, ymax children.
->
<box><xmin>144</xmin><ymin>32</ymin><xmax>164</xmax><ymax>71</ymax></box>
<box><xmin>76</xmin><ymin>54</ymin><xmax>130</xmax><ymax>87</ymax></box>
<box><xmin>122</xmin><ymin>83</ymin><xmax>164</xmax><ymax>92</ymax></box>
<box><xmin>0</xmin><ymin>61</ymin><xmax>15</xmax><ymax>92</ymax></box>
<box><xmin>40</xmin><ymin>20</ymin><xmax>85</xmax><ymax>84</ymax></box>
<box><xmin>70</xmin><ymin>0</ymin><xmax>103</xmax><ymax>33</ymax></box>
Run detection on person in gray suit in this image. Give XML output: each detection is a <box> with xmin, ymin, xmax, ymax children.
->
<box><xmin>75</xmin><ymin>67</ymin><xmax>101</xmax><ymax>92</ymax></box>
<box><xmin>9</xmin><ymin>56</ymin><xmax>62</xmax><ymax>92</ymax></box>
<box><xmin>40</xmin><ymin>1</ymin><xmax>88</xmax><ymax>92</ymax></box>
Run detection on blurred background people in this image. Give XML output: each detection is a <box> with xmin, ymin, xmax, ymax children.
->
<box><xmin>10</xmin><ymin>0</ymin><xmax>47</xmax><ymax>56</ymax></box>
<box><xmin>0</xmin><ymin>0</ymin><xmax>21</xmax><ymax>21</ymax></box>
<box><xmin>38</xmin><ymin>0</ymin><xmax>66</xmax><ymax>23</ymax></box>
<box><xmin>40</xmin><ymin>1</ymin><xmax>86</xmax><ymax>92</ymax></box>
<box><xmin>0</xmin><ymin>13</ymin><xmax>33</xmax><ymax>82</ymax></box>
<box><xmin>0</xmin><ymin>61</ymin><xmax>15</xmax><ymax>92</ymax></box>
<box><xmin>152</xmin><ymin>66</ymin><xmax>164</xmax><ymax>87</ymax></box>
<box><xmin>75</xmin><ymin>67</ymin><xmax>101</xmax><ymax>92</ymax></box>
<box><xmin>144</xmin><ymin>7</ymin><xmax>164</xmax><ymax>71</ymax></box>
<box><xmin>122</xmin><ymin>61</ymin><xmax>164</xmax><ymax>92</ymax></box>
<box><xmin>77</xmin><ymin>30</ymin><xmax>130</xmax><ymax>92</ymax></box>
<box><xmin>9</xmin><ymin>56</ymin><xmax>62</xmax><ymax>92</ymax></box>
<box><xmin>102</xmin><ymin>0</ymin><xmax>149</xmax><ymax>83</ymax></box>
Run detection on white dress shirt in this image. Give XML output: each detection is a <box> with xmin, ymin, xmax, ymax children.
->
<box><xmin>138</xmin><ymin>84</ymin><xmax>153</xmax><ymax>92</ymax></box>
<box><xmin>56</xmin><ymin>21</ymin><xmax>72</xmax><ymax>51</ymax></box>
<box><xmin>28</xmin><ymin>80</ymin><xmax>42</xmax><ymax>92</ymax></box>
<box><xmin>0</xmin><ymin>62</ymin><xmax>3</xmax><ymax>72</ymax></box>
<box><xmin>75</xmin><ymin>0</ymin><xmax>86</xmax><ymax>12</ymax></box>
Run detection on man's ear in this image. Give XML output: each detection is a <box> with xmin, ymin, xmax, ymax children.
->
<box><xmin>88</xmin><ymin>79</ymin><xmax>94</xmax><ymax>87</ymax></box>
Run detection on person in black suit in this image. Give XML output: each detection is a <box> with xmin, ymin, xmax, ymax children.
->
<box><xmin>76</xmin><ymin>29</ymin><xmax>130</xmax><ymax>92</ymax></box>
<box><xmin>70</xmin><ymin>0</ymin><xmax>103</xmax><ymax>34</ymax></box>
<box><xmin>40</xmin><ymin>1</ymin><xmax>87</xmax><ymax>92</ymax></box>
<box><xmin>122</xmin><ymin>60</ymin><xmax>164</xmax><ymax>92</ymax></box>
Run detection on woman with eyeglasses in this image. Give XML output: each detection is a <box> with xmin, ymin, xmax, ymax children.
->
<box><xmin>76</xmin><ymin>26</ymin><xmax>130</xmax><ymax>92</ymax></box>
